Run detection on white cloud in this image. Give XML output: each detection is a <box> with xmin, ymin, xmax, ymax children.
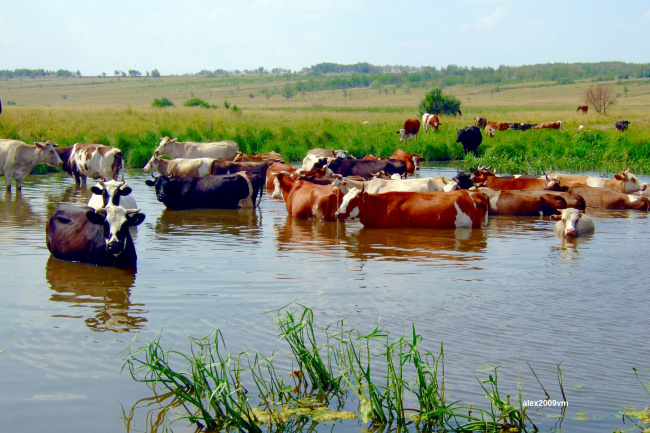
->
<box><xmin>475</xmin><ymin>7</ymin><xmax>508</xmax><ymax>30</ymax></box>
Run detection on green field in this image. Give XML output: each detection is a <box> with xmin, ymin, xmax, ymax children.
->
<box><xmin>1</xmin><ymin>73</ymin><xmax>649</xmax><ymax>174</ymax></box>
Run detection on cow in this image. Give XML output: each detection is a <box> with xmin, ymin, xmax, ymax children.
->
<box><xmin>46</xmin><ymin>203</ymin><xmax>145</xmax><ymax>268</ymax></box>
<box><xmin>266</xmin><ymin>161</ymin><xmax>297</xmax><ymax>189</ymax></box>
<box><xmin>274</xmin><ymin>172</ymin><xmax>344</xmax><ymax>221</ymax></box>
<box><xmin>474</xmin><ymin>116</ymin><xmax>487</xmax><ymax>128</ymax></box>
<box><xmin>209</xmin><ymin>160</ymin><xmax>273</xmax><ymax>178</ymax></box>
<box><xmin>477</xmin><ymin>188</ymin><xmax>569</xmax><ymax>216</ymax></box>
<box><xmin>547</xmin><ymin>169</ymin><xmax>646</xmax><ymax>194</ymax></box>
<box><xmin>145</xmin><ymin>172</ymin><xmax>262</xmax><ymax>210</ymax></box>
<box><xmin>153</xmin><ymin>136</ymin><xmax>239</xmax><ymax>160</ymax></box>
<box><xmin>484</xmin><ymin>125</ymin><xmax>496</xmax><ymax>137</ymax></box>
<box><xmin>615</xmin><ymin>120</ymin><xmax>630</xmax><ymax>132</ymax></box>
<box><xmin>0</xmin><ymin>139</ymin><xmax>63</xmax><ymax>191</ymax></box>
<box><xmin>509</xmin><ymin>122</ymin><xmax>535</xmax><ymax>131</ymax></box>
<box><xmin>326</xmin><ymin>157</ymin><xmax>407</xmax><ymax>180</ymax></box>
<box><xmin>56</xmin><ymin>143</ymin><xmax>124</xmax><ymax>185</ymax></box>
<box><xmin>577</xmin><ymin>105</ymin><xmax>589</xmax><ymax>114</ymax></box>
<box><xmin>333</xmin><ymin>175</ymin><xmax>460</xmax><ymax>196</ymax></box>
<box><xmin>398</xmin><ymin>118</ymin><xmax>421</xmax><ymax>142</ymax></box>
<box><xmin>87</xmin><ymin>180</ymin><xmax>137</xmax><ymax>210</ymax></box>
<box><xmin>532</xmin><ymin>121</ymin><xmax>563</xmax><ymax>130</ymax></box>
<box><xmin>334</xmin><ymin>188</ymin><xmax>489</xmax><ymax>229</ymax></box>
<box><xmin>456</xmin><ymin>126</ymin><xmax>482</xmax><ymax>156</ymax></box>
<box><xmin>143</xmin><ymin>154</ymin><xmax>215</xmax><ymax>177</ymax></box>
<box><xmin>422</xmin><ymin>113</ymin><xmax>440</xmax><ymax>132</ymax></box>
<box><xmin>566</xmin><ymin>186</ymin><xmax>650</xmax><ymax>211</ymax></box>
<box><xmin>233</xmin><ymin>151</ymin><xmax>283</xmax><ymax>163</ymax></box>
<box><xmin>496</xmin><ymin>122</ymin><xmax>510</xmax><ymax>131</ymax></box>
<box><xmin>551</xmin><ymin>208</ymin><xmax>595</xmax><ymax>237</ymax></box>
<box><xmin>472</xmin><ymin>169</ymin><xmax>563</xmax><ymax>191</ymax></box>
<box><xmin>302</xmin><ymin>148</ymin><xmax>350</xmax><ymax>171</ymax></box>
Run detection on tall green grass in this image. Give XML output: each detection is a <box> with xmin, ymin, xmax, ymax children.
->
<box><xmin>122</xmin><ymin>305</ymin><xmax>565</xmax><ymax>432</ymax></box>
<box><xmin>2</xmin><ymin>106</ymin><xmax>648</xmax><ymax>174</ymax></box>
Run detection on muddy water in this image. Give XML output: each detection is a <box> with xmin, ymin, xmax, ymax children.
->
<box><xmin>1</xmin><ymin>167</ymin><xmax>649</xmax><ymax>433</ymax></box>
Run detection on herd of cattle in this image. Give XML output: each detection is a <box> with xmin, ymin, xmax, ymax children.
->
<box><xmin>0</xmin><ymin>128</ymin><xmax>648</xmax><ymax>269</ymax></box>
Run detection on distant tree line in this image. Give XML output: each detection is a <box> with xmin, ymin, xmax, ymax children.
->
<box><xmin>0</xmin><ymin>68</ymin><xmax>81</xmax><ymax>79</ymax></box>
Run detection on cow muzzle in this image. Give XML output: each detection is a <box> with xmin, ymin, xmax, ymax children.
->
<box><xmin>106</xmin><ymin>239</ymin><xmax>126</xmax><ymax>255</ymax></box>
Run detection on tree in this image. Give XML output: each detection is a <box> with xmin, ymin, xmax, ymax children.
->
<box><xmin>151</xmin><ymin>69</ymin><xmax>161</xmax><ymax>78</ymax></box>
<box><xmin>282</xmin><ymin>83</ymin><xmax>296</xmax><ymax>99</ymax></box>
<box><xmin>418</xmin><ymin>87</ymin><xmax>461</xmax><ymax>116</ymax></box>
<box><xmin>128</xmin><ymin>69</ymin><xmax>141</xmax><ymax>77</ymax></box>
<box><xmin>585</xmin><ymin>84</ymin><xmax>616</xmax><ymax>114</ymax></box>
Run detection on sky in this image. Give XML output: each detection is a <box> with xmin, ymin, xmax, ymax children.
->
<box><xmin>1</xmin><ymin>0</ymin><xmax>649</xmax><ymax>76</ymax></box>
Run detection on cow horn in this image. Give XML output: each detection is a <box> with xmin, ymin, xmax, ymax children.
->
<box><xmin>126</xmin><ymin>208</ymin><xmax>141</xmax><ymax>215</ymax></box>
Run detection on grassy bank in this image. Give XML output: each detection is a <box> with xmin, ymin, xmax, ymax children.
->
<box><xmin>1</xmin><ymin>105</ymin><xmax>649</xmax><ymax>175</ymax></box>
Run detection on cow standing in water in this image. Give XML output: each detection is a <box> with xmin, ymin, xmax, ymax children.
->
<box><xmin>0</xmin><ymin>139</ymin><xmax>63</xmax><ymax>191</ymax></box>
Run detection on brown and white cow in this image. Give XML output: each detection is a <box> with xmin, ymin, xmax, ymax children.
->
<box><xmin>551</xmin><ymin>208</ymin><xmax>594</xmax><ymax>237</ymax></box>
<box><xmin>566</xmin><ymin>186</ymin><xmax>650</xmax><ymax>211</ymax></box>
<box><xmin>0</xmin><ymin>139</ymin><xmax>63</xmax><ymax>191</ymax></box>
<box><xmin>474</xmin><ymin>116</ymin><xmax>487</xmax><ymax>128</ymax></box>
<box><xmin>274</xmin><ymin>172</ymin><xmax>344</xmax><ymax>221</ymax></box>
<box><xmin>335</xmin><ymin>188</ymin><xmax>488</xmax><ymax>229</ymax></box>
<box><xmin>397</xmin><ymin>118</ymin><xmax>421</xmax><ymax>142</ymax></box>
<box><xmin>143</xmin><ymin>155</ymin><xmax>215</xmax><ymax>177</ymax></box>
<box><xmin>301</xmin><ymin>148</ymin><xmax>350</xmax><ymax>171</ymax></box>
<box><xmin>484</xmin><ymin>125</ymin><xmax>496</xmax><ymax>137</ymax></box>
<box><xmin>154</xmin><ymin>136</ymin><xmax>239</xmax><ymax>160</ymax></box>
<box><xmin>332</xmin><ymin>175</ymin><xmax>459</xmax><ymax>196</ymax></box>
<box><xmin>547</xmin><ymin>169</ymin><xmax>646</xmax><ymax>194</ymax></box>
<box><xmin>472</xmin><ymin>169</ymin><xmax>562</xmax><ymax>191</ymax></box>
<box><xmin>233</xmin><ymin>151</ymin><xmax>283</xmax><ymax>163</ymax></box>
<box><xmin>422</xmin><ymin>113</ymin><xmax>440</xmax><ymax>132</ymax></box>
<box><xmin>532</xmin><ymin>121</ymin><xmax>563</xmax><ymax>130</ymax></box>
<box><xmin>266</xmin><ymin>161</ymin><xmax>297</xmax><ymax>189</ymax></box>
<box><xmin>56</xmin><ymin>143</ymin><xmax>123</xmax><ymax>185</ymax></box>
<box><xmin>477</xmin><ymin>187</ymin><xmax>569</xmax><ymax>216</ymax></box>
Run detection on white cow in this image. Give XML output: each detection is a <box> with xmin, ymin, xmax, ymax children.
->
<box><xmin>551</xmin><ymin>208</ymin><xmax>595</xmax><ymax>237</ymax></box>
<box><xmin>154</xmin><ymin>137</ymin><xmax>239</xmax><ymax>160</ymax></box>
<box><xmin>0</xmin><ymin>139</ymin><xmax>63</xmax><ymax>191</ymax></box>
<box><xmin>143</xmin><ymin>155</ymin><xmax>216</xmax><ymax>177</ymax></box>
<box><xmin>332</xmin><ymin>175</ymin><xmax>459</xmax><ymax>195</ymax></box>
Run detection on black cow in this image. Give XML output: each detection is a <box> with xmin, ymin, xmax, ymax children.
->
<box><xmin>509</xmin><ymin>122</ymin><xmax>535</xmax><ymax>131</ymax></box>
<box><xmin>46</xmin><ymin>203</ymin><xmax>145</xmax><ymax>268</ymax></box>
<box><xmin>145</xmin><ymin>172</ymin><xmax>263</xmax><ymax>210</ymax></box>
<box><xmin>456</xmin><ymin>126</ymin><xmax>483</xmax><ymax>156</ymax></box>
<box><xmin>210</xmin><ymin>160</ymin><xmax>273</xmax><ymax>178</ymax></box>
<box><xmin>615</xmin><ymin>120</ymin><xmax>630</xmax><ymax>132</ymax></box>
<box><xmin>325</xmin><ymin>158</ymin><xmax>407</xmax><ymax>179</ymax></box>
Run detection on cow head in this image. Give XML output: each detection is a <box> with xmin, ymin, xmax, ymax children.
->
<box><xmin>397</xmin><ymin>128</ymin><xmax>408</xmax><ymax>142</ymax></box>
<box><xmin>86</xmin><ymin>206</ymin><xmax>145</xmax><ymax>255</ymax></box>
<box><xmin>143</xmin><ymin>154</ymin><xmax>161</xmax><ymax>172</ymax></box>
<box><xmin>91</xmin><ymin>180</ymin><xmax>133</xmax><ymax>207</ymax></box>
<box><xmin>335</xmin><ymin>187</ymin><xmax>365</xmax><ymax>220</ymax></box>
<box><xmin>153</xmin><ymin>136</ymin><xmax>178</xmax><ymax>156</ymax></box>
<box><xmin>34</xmin><ymin>141</ymin><xmax>63</xmax><ymax>167</ymax></box>
<box><xmin>614</xmin><ymin>169</ymin><xmax>645</xmax><ymax>193</ymax></box>
<box><xmin>551</xmin><ymin>208</ymin><xmax>591</xmax><ymax>237</ymax></box>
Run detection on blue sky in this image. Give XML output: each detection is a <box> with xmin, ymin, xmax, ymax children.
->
<box><xmin>2</xmin><ymin>0</ymin><xmax>649</xmax><ymax>76</ymax></box>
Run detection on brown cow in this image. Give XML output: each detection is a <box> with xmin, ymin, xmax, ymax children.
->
<box><xmin>547</xmin><ymin>169</ymin><xmax>646</xmax><ymax>194</ymax></box>
<box><xmin>274</xmin><ymin>172</ymin><xmax>344</xmax><ymax>221</ymax></box>
<box><xmin>532</xmin><ymin>121</ymin><xmax>563</xmax><ymax>130</ymax></box>
<box><xmin>567</xmin><ymin>186</ymin><xmax>650</xmax><ymax>211</ymax></box>
<box><xmin>335</xmin><ymin>188</ymin><xmax>488</xmax><ymax>229</ymax></box>
<box><xmin>233</xmin><ymin>151</ymin><xmax>283</xmax><ymax>163</ymax></box>
<box><xmin>472</xmin><ymin>169</ymin><xmax>562</xmax><ymax>191</ymax></box>
<box><xmin>484</xmin><ymin>125</ymin><xmax>496</xmax><ymax>137</ymax></box>
<box><xmin>477</xmin><ymin>188</ymin><xmax>568</xmax><ymax>216</ymax></box>
<box><xmin>397</xmin><ymin>118</ymin><xmax>421</xmax><ymax>142</ymax></box>
<box><xmin>265</xmin><ymin>161</ymin><xmax>296</xmax><ymax>189</ymax></box>
<box><xmin>577</xmin><ymin>105</ymin><xmax>588</xmax><ymax>113</ymax></box>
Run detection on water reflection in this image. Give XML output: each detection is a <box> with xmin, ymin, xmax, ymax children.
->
<box><xmin>44</xmin><ymin>182</ymin><xmax>92</xmax><ymax>216</ymax></box>
<box><xmin>0</xmin><ymin>191</ymin><xmax>42</xmax><ymax>227</ymax></box>
<box><xmin>154</xmin><ymin>207</ymin><xmax>262</xmax><ymax>239</ymax></box>
<box><xmin>274</xmin><ymin>215</ymin><xmax>347</xmax><ymax>255</ymax></box>
<box><xmin>45</xmin><ymin>257</ymin><xmax>147</xmax><ymax>333</ymax></box>
<box><xmin>344</xmin><ymin>226</ymin><xmax>487</xmax><ymax>263</ymax></box>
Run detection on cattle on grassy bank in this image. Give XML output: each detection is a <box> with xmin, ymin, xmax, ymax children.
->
<box><xmin>398</xmin><ymin>118</ymin><xmax>420</xmax><ymax>142</ymax></box>
<box><xmin>0</xmin><ymin>139</ymin><xmax>63</xmax><ymax>191</ymax></box>
<box><xmin>532</xmin><ymin>121</ymin><xmax>563</xmax><ymax>130</ymax></box>
<box><xmin>615</xmin><ymin>120</ymin><xmax>630</xmax><ymax>132</ymax></box>
<box><xmin>422</xmin><ymin>113</ymin><xmax>440</xmax><ymax>132</ymax></box>
<box><xmin>456</xmin><ymin>126</ymin><xmax>482</xmax><ymax>156</ymax></box>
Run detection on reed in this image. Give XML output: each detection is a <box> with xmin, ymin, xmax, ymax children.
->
<box><xmin>122</xmin><ymin>306</ymin><xmax>567</xmax><ymax>432</ymax></box>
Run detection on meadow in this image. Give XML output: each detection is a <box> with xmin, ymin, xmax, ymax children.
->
<box><xmin>1</xmin><ymin>74</ymin><xmax>649</xmax><ymax>174</ymax></box>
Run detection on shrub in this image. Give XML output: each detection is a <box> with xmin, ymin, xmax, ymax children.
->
<box><xmin>151</xmin><ymin>97</ymin><xmax>174</xmax><ymax>107</ymax></box>
<box><xmin>183</xmin><ymin>97</ymin><xmax>211</xmax><ymax>108</ymax></box>
<box><xmin>417</xmin><ymin>87</ymin><xmax>461</xmax><ymax>116</ymax></box>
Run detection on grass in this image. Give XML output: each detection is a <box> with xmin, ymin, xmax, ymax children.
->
<box><xmin>1</xmin><ymin>75</ymin><xmax>649</xmax><ymax>175</ymax></box>
<box><xmin>122</xmin><ymin>305</ymin><xmax>565</xmax><ymax>432</ymax></box>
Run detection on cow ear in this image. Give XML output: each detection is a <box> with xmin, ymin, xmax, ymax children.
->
<box><xmin>128</xmin><ymin>212</ymin><xmax>146</xmax><ymax>226</ymax></box>
<box><xmin>86</xmin><ymin>210</ymin><xmax>106</xmax><ymax>225</ymax></box>
<box><xmin>120</xmin><ymin>186</ymin><xmax>133</xmax><ymax>196</ymax></box>
<box><xmin>34</xmin><ymin>142</ymin><xmax>45</xmax><ymax>149</ymax></box>
<box><xmin>90</xmin><ymin>185</ymin><xmax>103</xmax><ymax>195</ymax></box>
<box><xmin>145</xmin><ymin>179</ymin><xmax>156</xmax><ymax>186</ymax></box>
<box><xmin>362</xmin><ymin>192</ymin><xmax>369</xmax><ymax>201</ymax></box>
<box><xmin>614</xmin><ymin>173</ymin><xmax>623</xmax><ymax>181</ymax></box>
<box><xmin>550</xmin><ymin>214</ymin><xmax>561</xmax><ymax>221</ymax></box>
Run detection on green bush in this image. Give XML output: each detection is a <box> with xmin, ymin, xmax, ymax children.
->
<box><xmin>418</xmin><ymin>87</ymin><xmax>461</xmax><ymax>116</ymax></box>
<box><xmin>151</xmin><ymin>97</ymin><xmax>174</xmax><ymax>107</ymax></box>
<box><xmin>183</xmin><ymin>97</ymin><xmax>211</xmax><ymax>108</ymax></box>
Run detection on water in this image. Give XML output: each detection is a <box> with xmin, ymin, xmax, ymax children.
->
<box><xmin>1</xmin><ymin>167</ymin><xmax>649</xmax><ymax>432</ymax></box>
